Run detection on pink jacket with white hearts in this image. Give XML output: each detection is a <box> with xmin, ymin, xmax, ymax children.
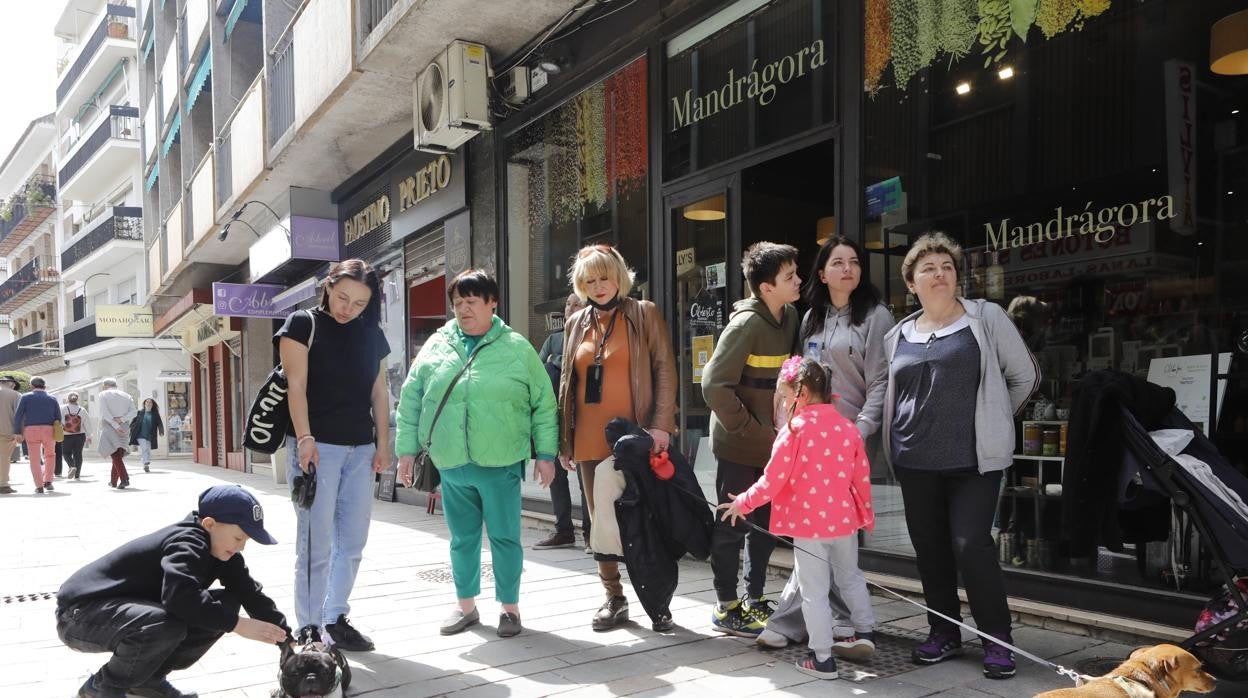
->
<box><xmin>734</xmin><ymin>403</ymin><xmax>874</xmax><ymax>539</ymax></box>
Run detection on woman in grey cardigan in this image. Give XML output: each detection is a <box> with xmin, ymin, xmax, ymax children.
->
<box><xmin>757</xmin><ymin>236</ymin><xmax>893</xmax><ymax>659</ymax></box>
<box><xmin>884</xmin><ymin>232</ymin><xmax>1039</xmax><ymax>680</ymax></box>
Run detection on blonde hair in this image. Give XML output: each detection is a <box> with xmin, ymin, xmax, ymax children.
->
<box><xmin>569</xmin><ymin>245</ymin><xmax>635</xmax><ymax>302</ymax></box>
<box><xmin>901</xmin><ymin>232</ymin><xmax>963</xmax><ymax>284</ymax></box>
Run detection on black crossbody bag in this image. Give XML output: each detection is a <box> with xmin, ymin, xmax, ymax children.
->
<box><xmin>411</xmin><ymin>348</ymin><xmax>481</xmax><ymax>492</ymax></box>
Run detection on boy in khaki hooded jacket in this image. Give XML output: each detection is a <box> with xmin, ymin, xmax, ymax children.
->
<box><xmin>701</xmin><ymin>242</ymin><xmax>801</xmax><ymax>637</ymax></box>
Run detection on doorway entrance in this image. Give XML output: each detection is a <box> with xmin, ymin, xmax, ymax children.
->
<box><xmin>664</xmin><ymin>137</ymin><xmax>836</xmax><ymax>500</ymax></box>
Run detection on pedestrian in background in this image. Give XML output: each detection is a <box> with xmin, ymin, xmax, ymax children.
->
<box><xmin>61</xmin><ymin>393</ymin><xmax>91</xmax><ymax>480</ymax></box>
<box><xmin>13</xmin><ymin>376</ymin><xmax>62</xmax><ymax>494</ymax></box>
<box><xmin>130</xmin><ymin>399</ymin><xmax>164</xmax><ymax>473</ymax></box>
<box><xmin>533</xmin><ymin>292</ymin><xmax>591</xmax><ymax>552</ymax></box>
<box><xmin>0</xmin><ymin>375</ymin><xmax>21</xmax><ymax>494</ymax></box>
<box><xmin>97</xmin><ymin>379</ymin><xmax>137</xmax><ymax>489</ymax></box>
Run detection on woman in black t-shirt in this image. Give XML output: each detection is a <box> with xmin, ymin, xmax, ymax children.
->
<box><xmin>275</xmin><ymin>259</ymin><xmax>391</xmax><ymax>651</ymax></box>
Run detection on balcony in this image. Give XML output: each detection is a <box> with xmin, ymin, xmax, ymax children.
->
<box><xmin>62</xmin><ymin>314</ymin><xmax>108</xmax><ymax>354</ymax></box>
<box><xmin>59</xmin><ymin>106</ymin><xmax>140</xmax><ymax>205</ymax></box>
<box><xmin>56</xmin><ymin>4</ymin><xmax>137</xmax><ymax>115</ymax></box>
<box><xmin>60</xmin><ymin>207</ymin><xmax>144</xmax><ymax>277</ymax></box>
<box><xmin>0</xmin><ymin>257</ymin><xmax>59</xmax><ymax>314</ymax></box>
<box><xmin>0</xmin><ymin>176</ymin><xmax>57</xmax><ymax>256</ymax></box>
<box><xmin>0</xmin><ymin>329</ymin><xmax>62</xmax><ymax>372</ymax></box>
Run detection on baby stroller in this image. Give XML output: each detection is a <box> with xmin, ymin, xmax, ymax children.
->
<box><xmin>1118</xmin><ymin>404</ymin><xmax>1248</xmax><ymax>680</ymax></box>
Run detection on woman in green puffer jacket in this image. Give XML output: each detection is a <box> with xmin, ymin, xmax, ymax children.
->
<box><xmin>395</xmin><ymin>269</ymin><xmax>558</xmax><ymax>639</ymax></box>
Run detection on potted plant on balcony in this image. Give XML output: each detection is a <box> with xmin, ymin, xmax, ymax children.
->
<box><xmin>0</xmin><ymin>198</ymin><xmax>12</xmax><ymax>223</ymax></box>
<box><xmin>24</xmin><ymin>187</ymin><xmax>51</xmax><ymax>209</ymax></box>
<box><xmin>108</xmin><ymin>19</ymin><xmax>129</xmax><ymax>39</ymax></box>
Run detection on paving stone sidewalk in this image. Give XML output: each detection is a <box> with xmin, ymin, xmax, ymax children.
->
<box><xmin>2</xmin><ymin>458</ymin><xmax>1243</xmax><ymax>697</ymax></box>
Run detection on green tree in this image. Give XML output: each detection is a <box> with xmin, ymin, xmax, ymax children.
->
<box><xmin>0</xmin><ymin>370</ymin><xmax>32</xmax><ymax>392</ymax></box>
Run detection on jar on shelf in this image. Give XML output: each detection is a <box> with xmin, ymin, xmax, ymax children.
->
<box><xmin>1059</xmin><ymin>423</ymin><xmax>1068</xmax><ymax>455</ymax></box>
<box><xmin>1042</xmin><ymin>428</ymin><xmax>1060</xmax><ymax>456</ymax></box>
<box><xmin>1023</xmin><ymin>423</ymin><xmax>1042</xmax><ymax>455</ymax></box>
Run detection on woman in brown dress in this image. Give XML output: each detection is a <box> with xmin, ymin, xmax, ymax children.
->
<box><xmin>558</xmin><ymin>244</ymin><xmax>678</xmax><ymax>632</ymax></box>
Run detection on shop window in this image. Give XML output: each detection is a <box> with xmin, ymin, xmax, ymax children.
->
<box><xmin>165</xmin><ymin>382</ymin><xmax>191</xmax><ymax>455</ymax></box>
<box><xmin>664</xmin><ymin>0</ymin><xmax>837</xmax><ymax>180</ymax></box>
<box><xmin>505</xmin><ymin>56</ymin><xmax>650</xmax><ymax>343</ymax></box>
<box><xmin>860</xmin><ymin>0</ymin><xmax>1248</xmax><ymax>597</ymax></box>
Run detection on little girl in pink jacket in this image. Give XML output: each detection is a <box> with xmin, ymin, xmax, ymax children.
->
<box><xmin>720</xmin><ymin>356</ymin><xmax>874</xmax><ymax>680</ymax></box>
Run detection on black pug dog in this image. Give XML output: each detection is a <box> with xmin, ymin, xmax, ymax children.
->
<box><xmin>273</xmin><ymin>625</ymin><xmax>352</xmax><ymax>698</ymax></box>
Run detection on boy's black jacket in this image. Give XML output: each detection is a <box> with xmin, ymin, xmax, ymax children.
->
<box><xmin>57</xmin><ymin>514</ymin><xmax>289</xmax><ymax>634</ymax></box>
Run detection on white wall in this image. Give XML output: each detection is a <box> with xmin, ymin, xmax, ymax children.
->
<box><xmin>292</xmin><ymin>0</ymin><xmax>353</xmax><ymax>128</ymax></box>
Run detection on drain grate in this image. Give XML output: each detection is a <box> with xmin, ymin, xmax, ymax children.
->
<box><xmin>414</xmin><ymin>563</ymin><xmax>494</xmax><ymax>585</ymax></box>
<box><xmin>1075</xmin><ymin>656</ymin><xmax>1129</xmax><ymax>677</ymax></box>
<box><xmin>2</xmin><ymin>592</ymin><xmax>56</xmax><ymax>604</ymax></box>
<box><xmin>765</xmin><ymin>627</ymin><xmax>925</xmax><ymax>682</ymax></box>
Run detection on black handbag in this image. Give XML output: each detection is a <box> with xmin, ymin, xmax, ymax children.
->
<box><xmin>243</xmin><ymin>310</ymin><xmax>316</xmax><ymax>454</ymax></box>
<box><xmin>411</xmin><ymin>348</ymin><xmax>481</xmax><ymax>492</ymax></box>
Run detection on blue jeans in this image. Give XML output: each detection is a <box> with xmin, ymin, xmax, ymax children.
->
<box><xmin>138</xmin><ymin>438</ymin><xmax>151</xmax><ymax>464</ymax></box>
<box><xmin>289</xmin><ymin>438</ymin><xmax>377</xmax><ymax>628</ymax></box>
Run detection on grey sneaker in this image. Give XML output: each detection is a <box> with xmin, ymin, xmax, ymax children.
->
<box><xmin>439</xmin><ymin>607</ymin><xmax>480</xmax><ymax>635</ymax></box>
<box><xmin>832</xmin><ymin>631</ymin><xmax>876</xmax><ymax>660</ymax></box>
<box><xmin>592</xmin><ymin>596</ymin><xmax>629</xmax><ymax>631</ymax></box>
<box><xmin>497</xmin><ymin>612</ymin><xmax>522</xmax><ymax>638</ymax></box>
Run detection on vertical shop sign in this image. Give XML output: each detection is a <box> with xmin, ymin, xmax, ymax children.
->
<box><xmin>1163</xmin><ymin>59</ymin><xmax>1197</xmax><ymax>235</ymax></box>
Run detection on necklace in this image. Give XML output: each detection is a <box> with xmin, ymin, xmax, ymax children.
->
<box><xmin>920</xmin><ymin>307</ymin><xmax>963</xmax><ymax>333</ymax></box>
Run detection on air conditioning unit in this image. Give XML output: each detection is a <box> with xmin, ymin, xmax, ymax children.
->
<box><xmin>414</xmin><ymin>40</ymin><xmax>492</xmax><ymax>154</ymax></box>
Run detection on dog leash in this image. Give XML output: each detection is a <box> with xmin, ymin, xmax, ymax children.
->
<box><xmin>661</xmin><ymin>476</ymin><xmax>1093</xmax><ymax>686</ymax></box>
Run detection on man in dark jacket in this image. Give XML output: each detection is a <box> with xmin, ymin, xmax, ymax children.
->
<box><xmin>13</xmin><ymin>376</ymin><xmax>62</xmax><ymax>493</ymax></box>
<box><xmin>56</xmin><ymin>485</ymin><xmax>290</xmax><ymax>698</ymax></box>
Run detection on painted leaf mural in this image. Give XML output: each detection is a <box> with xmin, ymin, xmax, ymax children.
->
<box><xmin>1010</xmin><ymin>0</ymin><xmax>1038</xmax><ymax>40</ymax></box>
<box><xmin>865</xmin><ymin>0</ymin><xmax>893</xmax><ymax>92</ymax></box>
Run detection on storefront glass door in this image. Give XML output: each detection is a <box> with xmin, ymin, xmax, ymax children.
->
<box><xmin>667</xmin><ymin>182</ymin><xmax>734</xmax><ymax>503</ymax></box>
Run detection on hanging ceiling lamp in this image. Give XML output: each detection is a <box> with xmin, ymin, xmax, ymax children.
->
<box><xmin>1211</xmin><ymin>9</ymin><xmax>1248</xmax><ymax>75</ymax></box>
<box><xmin>683</xmin><ymin>194</ymin><xmax>726</xmax><ymax>221</ymax></box>
<box><xmin>816</xmin><ymin>216</ymin><xmax>837</xmax><ymax>245</ymax></box>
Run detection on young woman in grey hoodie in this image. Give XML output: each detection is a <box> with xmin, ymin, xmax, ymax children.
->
<box><xmin>757</xmin><ymin>235</ymin><xmax>895</xmax><ymax>659</ymax></box>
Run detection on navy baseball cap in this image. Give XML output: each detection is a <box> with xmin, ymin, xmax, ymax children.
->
<box><xmin>197</xmin><ymin>485</ymin><xmax>277</xmax><ymax>545</ymax></box>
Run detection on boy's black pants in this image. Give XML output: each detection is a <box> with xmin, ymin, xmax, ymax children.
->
<box><xmin>711</xmin><ymin>459</ymin><xmax>775</xmax><ymax>603</ymax></box>
<box><xmin>55</xmin><ymin>591</ymin><xmax>230</xmax><ymax>689</ymax></box>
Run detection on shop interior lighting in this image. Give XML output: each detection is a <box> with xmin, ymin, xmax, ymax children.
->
<box><xmin>683</xmin><ymin>194</ymin><xmax>726</xmax><ymax>221</ymax></box>
<box><xmin>997</xmin><ymin>66</ymin><xmax>1014</xmax><ymax>80</ymax></box>
<box><xmin>1210</xmin><ymin>9</ymin><xmax>1248</xmax><ymax>75</ymax></box>
<box><xmin>955</xmin><ymin>81</ymin><xmax>972</xmax><ymax>95</ymax></box>
<box><xmin>1233</xmin><ymin>109</ymin><xmax>1241</xmax><ymax>115</ymax></box>
<box><xmin>816</xmin><ymin>216</ymin><xmax>836</xmax><ymax>245</ymax></box>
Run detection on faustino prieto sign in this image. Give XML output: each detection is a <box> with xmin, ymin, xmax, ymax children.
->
<box><xmin>341</xmin><ymin>151</ymin><xmax>465</xmax><ymax>252</ymax></box>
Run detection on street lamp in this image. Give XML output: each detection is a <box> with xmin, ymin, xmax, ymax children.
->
<box><xmin>218</xmin><ymin>200</ymin><xmax>291</xmax><ymax>242</ymax></box>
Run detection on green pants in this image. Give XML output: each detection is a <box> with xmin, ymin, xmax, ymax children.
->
<box><xmin>439</xmin><ymin>463</ymin><xmax>524</xmax><ymax>604</ymax></box>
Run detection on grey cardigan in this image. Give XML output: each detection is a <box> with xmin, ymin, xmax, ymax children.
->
<box><xmin>800</xmin><ymin>303</ymin><xmax>895</xmax><ymax>437</ymax></box>
<box><xmin>881</xmin><ymin>298</ymin><xmax>1040</xmax><ymax>474</ymax></box>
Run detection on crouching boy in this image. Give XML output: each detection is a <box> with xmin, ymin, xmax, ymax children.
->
<box><xmin>55</xmin><ymin>485</ymin><xmax>291</xmax><ymax>698</ymax></box>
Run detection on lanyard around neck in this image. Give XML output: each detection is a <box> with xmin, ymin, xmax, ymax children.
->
<box><xmin>592</xmin><ymin>308</ymin><xmax>620</xmax><ymax>365</ymax></box>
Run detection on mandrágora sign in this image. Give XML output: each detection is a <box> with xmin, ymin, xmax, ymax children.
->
<box><xmin>984</xmin><ymin>195</ymin><xmax>1176</xmax><ymax>252</ymax></box>
<box><xmin>670</xmin><ymin>39</ymin><xmax>828</xmax><ymax>131</ymax></box>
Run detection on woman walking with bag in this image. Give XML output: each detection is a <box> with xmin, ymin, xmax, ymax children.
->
<box><xmin>129</xmin><ymin>399</ymin><xmax>164</xmax><ymax>472</ymax></box>
<box><xmin>395</xmin><ymin>269</ymin><xmax>558</xmax><ymax>639</ymax></box>
<box><xmin>61</xmin><ymin>393</ymin><xmax>91</xmax><ymax>479</ymax></box>
<box><xmin>277</xmin><ymin>259</ymin><xmax>391</xmax><ymax>651</ymax></box>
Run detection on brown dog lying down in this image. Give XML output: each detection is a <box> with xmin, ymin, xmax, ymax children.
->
<box><xmin>1035</xmin><ymin>644</ymin><xmax>1216</xmax><ymax>698</ymax></box>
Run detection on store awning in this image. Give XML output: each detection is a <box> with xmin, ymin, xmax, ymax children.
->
<box><xmin>142</xmin><ymin>31</ymin><xmax>154</xmax><ymax>61</ymax></box>
<box><xmin>145</xmin><ymin>162</ymin><xmax>159</xmax><ymax>192</ymax></box>
<box><xmin>75</xmin><ymin>59</ymin><xmax>127</xmax><ymax>123</ymax></box>
<box><xmin>161</xmin><ymin>111</ymin><xmax>181</xmax><ymax>157</ymax></box>
<box><xmin>224</xmin><ymin>0</ymin><xmax>249</xmax><ymax>42</ymax></box>
<box><xmin>186</xmin><ymin>49</ymin><xmax>212</xmax><ymax>111</ymax></box>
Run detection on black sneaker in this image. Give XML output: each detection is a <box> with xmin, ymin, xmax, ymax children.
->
<box><xmin>44</xmin><ymin>481</ymin><xmax>53</xmax><ymax>491</ymax></box>
<box><xmin>77</xmin><ymin>673</ymin><xmax>125</xmax><ymax>698</ymax></box>
<box><xmin>652</xmin><ymin>613</ymin><xmax>674</xmax><ymax>632</ymax></box>
<box><xmin>35</xmin><ymin>486</ymin><xmax>44</xmax><ymax>494</ymax></box>
<box><xmin>325</xmin><ymin>614</ymin><xmax>374</xmax><ymax>651</ymax></box>
<box><xmin>711</xmin><ymin>600</ymin><xmax>764</xmax><ymax>638</ymax></box>
<box><xmin>129</xmin><ymin>675</ymin><xmax>198</xmax><ymax>697</ymax></box>
<box><xmin>533</xmin><ymin>531</ymin><xmax>575</xmax><ymax>549</ymax></box>
<box><xmin>144</xmin><ymin>465</ymin><xmax>150</xmax><ymax>472</ymax></box>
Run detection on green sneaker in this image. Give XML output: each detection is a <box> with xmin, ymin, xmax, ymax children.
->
<box><xmin>743</xmin><ymin>596</ymin><xmax>776</xmax><ymax>624</ymax></box>
<box><xmin>711</xmin><ymin>600</ymin><xmax>765</xmax><ymax>638</ymax></box>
